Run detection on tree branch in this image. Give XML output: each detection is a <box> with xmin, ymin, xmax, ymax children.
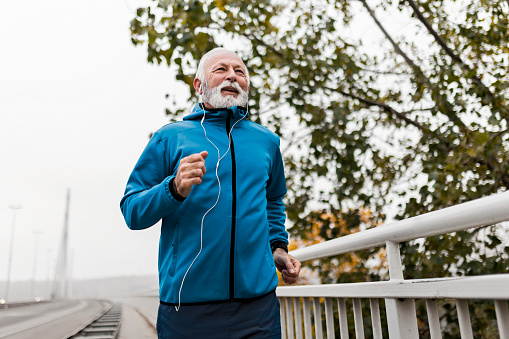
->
<box><xmin>404</xmin><ymin>0</ymin><xmax>493</xmax><ymax>94</ymax></box>
<box><xmin>234</xmin><ymin>23</ymin><xmax>429</xmax><ymax>134</ymax></box>
<box><xmin>489</xmin><ymin>128</ymin><xmax>509</xmax><ymax>142</ymax></box>
<box><xmin>256</xmin><ymin>103</ymin><xmax>286</xmax><ymax>116</ymax></box>
<box><xmin>360</xmin><ymin>0</ymin><xmax>474</xmax><ymax>132</ymax></box>
<box><xmin>400</xmin><ymin>106</ymin><xmax>437</xmax><ymax>114</ymax></box>
<box><xmin>324</xmin><ymin>85</ymin><xmax>430</xmax><ymax>133</ymax></box>
<box><xmin>359</xmin><ymin>67</ymin><xmax>412</xmax><ymax>76</ymax></box>
<box><xmin>321</xmin><ymin>87</ymin><xmax>509</xmax><ymax>188</ymax></box>
<box><xmin>233</xmin><ymin>20</ymin><xmax>507</xmax><ymax>181</ymax></box>
<box><xmin>244</xmin><ymin>32</ymin><xmax>284</xmax><ymax>58</ymax></box>
<box><xmin>359</xmin><ymin>0</ymin><xmax>424</xmax><ymax>76</ymax></box>
<box><xmin>237</xmin><ymin>24</ymin><xmax>434</xmax><ymax>135</ymax></box>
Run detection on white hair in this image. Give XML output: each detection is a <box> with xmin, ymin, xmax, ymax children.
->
<box><xmin>195</xmin><ymin>47</ymin><xmax>250</xmax><ymax>86</ymax></box>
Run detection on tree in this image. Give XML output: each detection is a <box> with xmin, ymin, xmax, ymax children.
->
<box><xmin>130</xmin><ymin>0</ymin><xmax>509</xmax><ymax>337</ymax></box>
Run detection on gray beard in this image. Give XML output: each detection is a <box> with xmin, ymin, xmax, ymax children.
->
<box><xmin>202</xmin><ymin>80</ymin><xmax>248</xmax><ymax>108</ymax></box>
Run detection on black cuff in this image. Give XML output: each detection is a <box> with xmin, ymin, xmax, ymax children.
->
<box><xmin>271</xmin><ymin>241</ymin><xmax>288</xmax><ymax>253</ymax></box>
<box><xmin>169</xmin><ymin>177</ymin><xmax>186</xmax><ymax>202</ymax></box>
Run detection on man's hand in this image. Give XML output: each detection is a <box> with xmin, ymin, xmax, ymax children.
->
<box><xmin>273</xmin><ymin>248</ymin><xmax>301</xmax><ymax>284</ymax></box>
<box><xmin>175</xmin><ymin>151</ymin><xmax>208</xmax><ymax>198</ymax></box>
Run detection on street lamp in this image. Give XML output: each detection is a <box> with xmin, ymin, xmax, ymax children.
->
<box><xmin>31</xmin><ymin>230</ymin><xmax>42</xmax><ymax>301</ymax></box>
<box><xmin>4</xmin><ymin>205</ymin><xmax>22</xmax><ymax>303</ymax></box>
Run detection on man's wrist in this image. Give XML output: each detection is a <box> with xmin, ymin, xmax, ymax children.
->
<box><xmin>271</xmin><ymin>241</ymin><xmax>288</xmax><ymax>254</ymax></box>
<box><xmin>169</xmin><ymin>177</ymin><xmax>186</xmax><ymax>202</ymax></box>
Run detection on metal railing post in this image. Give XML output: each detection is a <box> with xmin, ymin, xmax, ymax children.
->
<box><xmin>456</xmin><ymin>299</ymin><xmax>473</xmax><ymax>339</ymax></box>
<box><xmin>495</xmin><ymin>299</ymin><xmax>509</xmax><ymax>339</ymax></box>
<box><xmin>385</xmin><ymin>241</ymin><xmax>419</xmax><ymax>338</ymax></box>
<box><xmin>313</xmin><ymin>297</ymin><xmax>323</xmax><ymax>338</ymax></box>
<box><xmin>293</xmin><ymin>297</ymin><xmax>303</xmax><ymax>339</ymax></box>
<box><xmin>286</xmin><ymin>296</ymin><xmax>294</xmax><ymax>339</ymax></box>
<box><xmin>303</xmin><ymin>297</ymin><xmax>312</xmax><ymax>339</ymax></box>
<box><xmin>337</xmin><ymin>298</ymin><xmax>349</xmax><ymax>339</ymax></box>
<box><xmin>426</xmin><ymin>299</ymin><xmax>442</xmax><ymax>339</ymax></box>
<box><xmin>370</xmin><ymin>298</ymin><xmax>383</xmax><ymax>339</ymax></box>
<box><xmin>324</xmin><ymin>298</ymin><xmax>335</xmax><ymax>339</ymax></box>
<box><xmin>280</xmin><ymin>297</ymin><xmax>287</xmax><ymax>339</ymax></box>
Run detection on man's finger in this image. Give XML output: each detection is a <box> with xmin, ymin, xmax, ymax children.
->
<box><xmin>281</xmin><ymin>272</ymin><xmax>298</xmax><ymax>284</ymax></box>
<box><xmin>291</xmin><ymin>258</ymin><xmax>301</xmax><ymax>274</ymax></box>
<box><xmin>182</xmin><ymin>177</ymin><xmax>203</xmax><ymax>186</ymax></box>
<box><xmin>180</xmin><ymin>152</ymin><xmax>207</xmax><ymax>175</ymax></box>
<box><xmin>181</xmin><ymin>168</ymin><xmax>206</xmax><ymax>179</ymax></box>
<box><xmin>283</xmin><ymin>256</ymin><xmax>295</xmax><ymax>274</ymax></box>
<box><xmin>184</xmin><ymin>153</ymin><xmax>207</xmax><ymax>163</ymax></box>
<box><xmin>181</xmin><ymin>161</ymin><xmax>206</xmax><ymax>173</ymax></box>
<box><xmin>282</xmin><ymin>267</ymin><xmax>298</xmax><ymax>277</ymax></box>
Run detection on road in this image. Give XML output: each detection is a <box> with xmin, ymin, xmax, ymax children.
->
<box><xmin>0</xmin><ymin>299</ymin><xmax>110</xmax><ymax>339</ymax></box>
<box><xmin>0</xmin><ymin>296</ymin><xmax>160</xmax><ymax>339</ymax></box>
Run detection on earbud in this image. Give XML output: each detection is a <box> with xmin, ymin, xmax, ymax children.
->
<box><xmin>199</xmin><ymin>84</ymin><xmax>203</xmax><ymax>94</ymax></box>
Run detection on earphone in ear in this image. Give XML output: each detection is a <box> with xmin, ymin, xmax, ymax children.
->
<box><xmin>199</xmin><ymin>84</ymin><xmax>203</xmax><ymax>94</ymax></box>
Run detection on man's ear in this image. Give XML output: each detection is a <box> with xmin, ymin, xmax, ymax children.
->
<box><xmin>193</xmin><ymin>78</ymin><xmax>202</xmax><ymax>94</ymax></box>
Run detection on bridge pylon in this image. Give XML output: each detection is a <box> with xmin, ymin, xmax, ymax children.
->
<box><xmin>51</xmin><ymin>189</ymin><xmax>70</xmax><ymax>300</ymax></box>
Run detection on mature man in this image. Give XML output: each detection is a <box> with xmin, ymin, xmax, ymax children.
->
<box><xmin>120</xmin><ymin>48</ymin><xmax>300</xmax><ymax>338</ymax></box>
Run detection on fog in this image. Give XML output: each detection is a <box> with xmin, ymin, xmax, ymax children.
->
<box><xmin>0</xmin><ymin>0</ymin><xmax>187</xmax><ymax>283</ymax></box>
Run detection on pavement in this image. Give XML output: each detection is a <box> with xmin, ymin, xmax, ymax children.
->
<box><xmin>116</xmin><ymin>296</ymin><xmax>159</xmax><ymax>339</ymax></box>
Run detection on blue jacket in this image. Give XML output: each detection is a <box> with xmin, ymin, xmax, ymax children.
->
<box><xmin>120</xmin><ymin>104</ymin><xmax>288</xmax><ymax>304</ymax></box>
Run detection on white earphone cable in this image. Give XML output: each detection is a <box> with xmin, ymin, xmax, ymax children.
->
<box><xmin>175</xmin><ymin>105</ymin><xmax>246</xmax><ymax>311</ymax></box>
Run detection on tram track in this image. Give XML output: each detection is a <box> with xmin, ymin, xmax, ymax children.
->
<box><xmin>67</xmin><ymin>303</ymin><xmax>122</xmax><ymax>339</ymax></box>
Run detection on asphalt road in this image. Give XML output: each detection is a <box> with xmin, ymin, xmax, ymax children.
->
<box><xmin>0</xmin><ymin>299</ymin><xmax>110</xmax><ymax>339</ymax></box>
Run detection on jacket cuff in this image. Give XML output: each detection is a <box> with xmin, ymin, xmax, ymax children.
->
<box><xmin>162</xmin><ymin>176</ymin><xmax>185</xmax><ymax>207</ymax></box>
<box><xmin>169</xmin><ymin>177</ymin><xmax>186</xmax><ymax>202</ymax></box>
<box><xmin>271</xmin><ymin>241</ymin><xmax>288</xmax><ymax>253</ymax></box>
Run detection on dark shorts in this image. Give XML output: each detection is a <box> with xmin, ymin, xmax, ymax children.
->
<box><xmin>156</xmin><ymin>291</ymin><xmax>281</xmax><ymax>339</ymax></box>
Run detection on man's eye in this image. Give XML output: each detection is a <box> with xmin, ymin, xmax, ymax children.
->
<box><xmin>216</xmin><ymin>67</ymin><xmax>225</xmax><ymax>71</ymax></box>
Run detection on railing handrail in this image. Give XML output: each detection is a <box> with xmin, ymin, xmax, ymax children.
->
<box><xmin>276</xmin><ymin>273</ymin><xmax>509</xmax><ymax>299</ymax></box>
<box><xmin>290</xmin><ymin>191</ymin><xmax>509</xmax><ymax>262</ymax></box>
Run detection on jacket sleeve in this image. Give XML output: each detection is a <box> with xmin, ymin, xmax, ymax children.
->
<box><xmin>266</xmin><ymin>138</ymin><xmax>289</xmax><ymax>245</ymax></box>
<box><xmin>120</xmin><ymin>133</ymin><xmax>182</xmax><ymax>230</ymax></box>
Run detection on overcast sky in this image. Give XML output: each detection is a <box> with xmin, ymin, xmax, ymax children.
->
<box><xmin>0</xmin><ymin>0</ymin><xmax>190</xmax><ymax>285</ymax></box>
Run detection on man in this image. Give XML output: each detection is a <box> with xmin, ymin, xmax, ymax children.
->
<box><xmin>120</xmin><ymin>48</ymin><xmax>301</xmax><ymax>338</ymax></box>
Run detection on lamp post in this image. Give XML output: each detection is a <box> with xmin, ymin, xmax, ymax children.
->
<box><xmin>5</xmin><ymin>205</ymin><xmax>22</xmax><ymax>303</ymax></box>
<box><xmin>45</xmin><ymin>248</ymin><xmax>52</xmax><ymax>300</ymax></box>
<box><xmin>31</xmin><ymin>230</ymin><xmax>42</xmax><ymax>301</ymax></box>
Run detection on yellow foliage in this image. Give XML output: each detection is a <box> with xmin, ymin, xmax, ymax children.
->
<box><xmin>282</xmin><ymin>208</ymin><xmax>389</xmax><ymax>284</ymax></box>
<box><xmin>214</xmin><ymin>0</ymin><xmax>226</xmax><ymax>11</ymax></box>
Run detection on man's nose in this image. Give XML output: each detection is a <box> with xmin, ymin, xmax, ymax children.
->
<box><xmin>225</xmin><ymin>68</ymin><xmax>237</xmax><ymax>82</ymax></box>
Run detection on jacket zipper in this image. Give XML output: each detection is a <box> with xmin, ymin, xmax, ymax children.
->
<box><xmin>226</xmin><ymin>109</ymin><xmax>236</xmax><ymax>301</ymax></box>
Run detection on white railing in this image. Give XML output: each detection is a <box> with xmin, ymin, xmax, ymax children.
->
<box><xmin>277</xmin><ymin>191</ymin><xmax>509</xmax><ymax>339</ymax></box>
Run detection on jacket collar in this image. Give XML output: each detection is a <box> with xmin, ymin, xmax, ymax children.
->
<box><xmin>183</xmin><ymin>103</ymin><xmax>249</xmax><ymax>123</ymax></box>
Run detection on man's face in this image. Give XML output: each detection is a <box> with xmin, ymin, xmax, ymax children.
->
<box><xmin>200</xmin><ymin>52</ymin><xmax>249</xmax><ymax>108</ymax></box>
